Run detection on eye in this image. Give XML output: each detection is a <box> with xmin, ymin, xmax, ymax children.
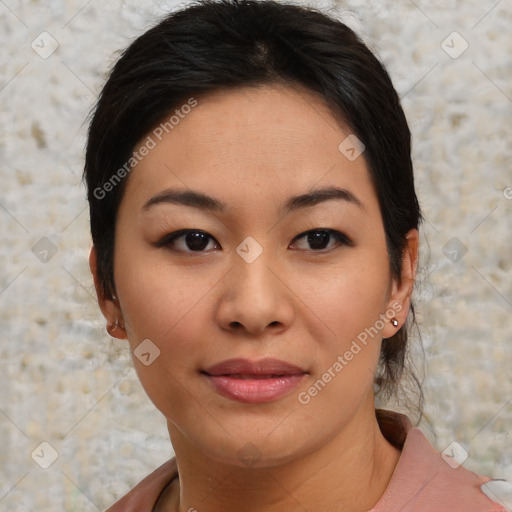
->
<box><xmin>155</xmin><ymin>229</ymin><xmax>220</xmax><ymax>253</ymax></box>
<box><xmin>155</xmin><ymin>228</ymin><xmax>352</xmax><ymax>254</ymax></box>
<box><xmin>290</xmin><ymin>229</ymin><xmax>353</xmax><ymax>252</ymax></box>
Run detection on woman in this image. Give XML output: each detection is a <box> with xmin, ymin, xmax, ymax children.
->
<box><xmin>83</xmin><ymin>0</ymin><xmax>510</xmax><ymax>510</ymax></box>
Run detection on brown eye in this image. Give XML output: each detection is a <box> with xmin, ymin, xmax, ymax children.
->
<box><xmin>156</xmin><ymin>230</ymin><xmax>220</xmax><ymax>253</ymax></box>
<box><xmin>291</xmin><ymin>229</ymin><xmax>353</xmax><ymax>251</ymax></box>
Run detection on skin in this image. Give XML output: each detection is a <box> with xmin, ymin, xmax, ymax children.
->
<box><xmin>90</xmin><ymin>83</ymin><xmax>419</xmax><ymax>512</ymax></box>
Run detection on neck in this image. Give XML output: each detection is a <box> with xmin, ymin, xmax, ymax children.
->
<box><xmin>167</xmin><ymin>400</ymin><xmax>401</xmax><ymax>512</ymax></box>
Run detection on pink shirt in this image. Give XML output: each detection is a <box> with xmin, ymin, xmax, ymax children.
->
<box><xmin>105</xmin><ymin>410</ymin><xmax>510</xmax><ymax>511</ymax></box>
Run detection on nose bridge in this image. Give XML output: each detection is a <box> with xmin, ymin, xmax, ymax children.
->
<box><xmin>216</xmin><ymin>237</ymin><xmax>293</xmax><ymax>335</ymax></box>
<box><xmin>233</xmin><ymin>240</ymin><xmax>279</xmax><ymax>307</ymax></box>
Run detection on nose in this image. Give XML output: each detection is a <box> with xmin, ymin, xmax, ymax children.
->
<box><xmin>215</xmin><ymin>250</ymin><xmax>295</xmax><ymax>337</ymax></box>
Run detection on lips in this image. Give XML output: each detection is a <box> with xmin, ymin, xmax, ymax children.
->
<box><xmin>202</xmin><ymin>358</ymin><xmax>307</xmax><ymax>403</ymax></box>
<box><xmin>203</xmin><ymin>358</ymin><xmax>306</xmax><ymax>377</ymax></box>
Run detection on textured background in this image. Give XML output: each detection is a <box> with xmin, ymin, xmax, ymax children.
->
<box><xmin>1</xmin><ymin>0</ymin><xmax>511</xmax><ymax>510</ymax></box>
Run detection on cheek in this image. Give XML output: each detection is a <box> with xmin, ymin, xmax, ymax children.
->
<box><xmin>299</xmin><ymin>246</ymin><xmax>391</xmax><ymax>391</ymax></box>
<box><xmin>113</xmin><ymin>216</ymin><xmax>214</xmax><ymax>335</ymax></box>
<box><xmin>113</xmin><ymin>239</ymin><xmax>227</xmax><ymax>386</ymax></box>
<box><xmin>301</xmin><ymin>250</ymin><xmax>390</xmax><ymax>339</ymax></box>
<box><xmin>115</xmin><ymin>252</ymin><xmax>214</xmax><ymax>350</ymax></box>
<box><xmin>114</xmin><ymin>256</ymin><xmax>213</xmax><ymax>416</ymax></box>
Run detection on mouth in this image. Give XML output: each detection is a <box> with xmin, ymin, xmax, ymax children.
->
<box><xmin>201</xmin><ymin>358</ymin><xmax>308</xmax><ymax>403</ymax></box>
<box><xmin>217</xmin><ymin>373</ymin><xmax>293</xmax><ymax>379</ymax></box>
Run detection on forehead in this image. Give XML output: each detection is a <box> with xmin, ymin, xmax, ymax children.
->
<box><xmin>120</xmin><ymin>84</ymin><xmax>378</xmax><ymax>217</ymax></box>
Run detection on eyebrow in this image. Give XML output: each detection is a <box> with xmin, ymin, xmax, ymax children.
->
<box><xmin>142</xmin><ymin>185</ymin><xmax>364</xmax><ymax>213</ymax></box>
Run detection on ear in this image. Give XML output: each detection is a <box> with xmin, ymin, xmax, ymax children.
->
<box><xmin>89</xmin><ymin>245</ymin><xmax>127</xmax><ymax>340</ymax></box>
<box><xmin>381</xmin><ymin>228</ymin><xmax>419</xmax><ymax>338</ymax></box>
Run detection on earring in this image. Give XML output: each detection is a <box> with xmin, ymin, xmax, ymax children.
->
<box><xmin>391</xmin><ymin>318</ymin><xmax>399</xmax><ymax>327</ymax></box>
<box><xmin>106</xmin><ymin>319</ymin><xmax>125</xmax><ymax>334</ymax></box>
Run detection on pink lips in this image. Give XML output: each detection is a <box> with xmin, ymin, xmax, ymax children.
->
<box><xmin>202</xmin><ymin>358</ymin><xmax>307</xmax><ymax>403</ymax></box>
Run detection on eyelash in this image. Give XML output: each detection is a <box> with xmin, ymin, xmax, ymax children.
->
<box><xmin>154</xmin><ymin>228</ymin><xmax>354</xmax><ymax>254</ymax></box>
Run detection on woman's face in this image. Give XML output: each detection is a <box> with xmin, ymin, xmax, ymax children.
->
<box><xmin>100</xmin><ymin>83</ymin><xmax>415</xmax><ymax>467</ymax></box>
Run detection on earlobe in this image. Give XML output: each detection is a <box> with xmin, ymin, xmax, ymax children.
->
<box><xmin>106</xmin><ymin>318</ymin><xmax>127</xmax><ymax>338</ymax></box>
<box><xmin>89</xmin><ymin>245</ymin><xmax>127</xmax><ymax>340</ymax></box>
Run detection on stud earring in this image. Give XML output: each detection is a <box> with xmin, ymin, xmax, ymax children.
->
<box><xmin>391</xmin><ymin>318</ymin><xmax>399</xmax><ymax>327</ymax></box>
<box><xmin>107</xmin><ymin>319</ymin><xmax>125</xmax><ymax>334</ymax></box>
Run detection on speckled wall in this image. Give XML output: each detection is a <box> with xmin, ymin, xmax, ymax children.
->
<box><xmin>1</xmin><ymin>1</ymin><xmax>511</xmax><ymax>510</ymax></box>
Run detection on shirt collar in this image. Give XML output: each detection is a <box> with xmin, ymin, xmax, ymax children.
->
<box><xmin>371</xmin><ymin>408</ymin><xmax>506</xmax><ymax>512</ymax></box>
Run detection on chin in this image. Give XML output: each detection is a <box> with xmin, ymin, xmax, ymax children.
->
<box><xmin>188</xmin><ymin>421</ymin><xmax>316</xmax><ymax>470</ymax></box>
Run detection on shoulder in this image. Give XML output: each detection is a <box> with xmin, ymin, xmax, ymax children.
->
<box><xmin>104</xmin><ymin>457</ymin><xmax>178</xmax><ymax>512</ymax></box>
<box><xmin>373</xmin><ymin>409</ymin><xmax>511</xmax><ymax>512</ymax></box>
<box><xmin>393</xmin><ymin>428</ymin><xmax>510</xmax><ymax>511</ymax></box>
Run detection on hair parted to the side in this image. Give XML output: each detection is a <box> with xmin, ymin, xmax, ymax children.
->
<box><xmin>83</xmin><ymin>0</ymin><xmax>424</xmax><ymax>420</ymax></box>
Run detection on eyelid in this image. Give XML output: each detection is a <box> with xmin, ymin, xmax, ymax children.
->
<box><xmin>290</xmin><ymin>228</ymin><xmax>354</xmax><ymax>249</ymax></box>
<box><xmin>153</xmin><ymin>229</ymin><xmax>219</xmax><ymax>249</ymax></box>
